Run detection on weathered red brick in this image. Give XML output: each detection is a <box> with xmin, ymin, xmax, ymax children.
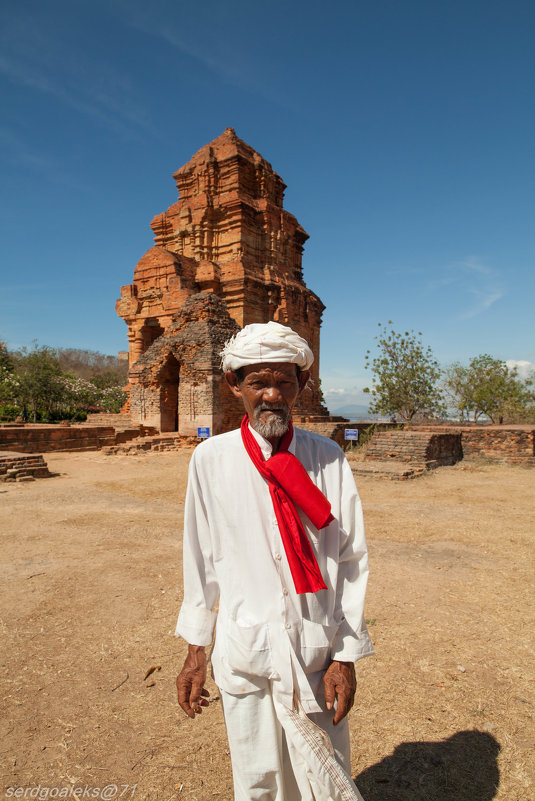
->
<box><xmin>116</xmin><ymin>128</ymin><xmax>329</xmax><ymax>433</ymax></box>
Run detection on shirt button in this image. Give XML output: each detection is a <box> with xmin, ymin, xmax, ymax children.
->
<box><xmin>285</xmin><ymin>622</ymin><xmax>291</xmax><ymax>629</ymax></box>
<box><xmin>275</xmin><ymin>553</ymin><xmax>282</xmax><ymax>561</ymax></box>
<box><xmin>282</xmin><ymin>588</ymin><xmax>289</xmax><ymax>596</ymax></box>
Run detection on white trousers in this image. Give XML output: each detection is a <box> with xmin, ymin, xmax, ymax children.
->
<box><xmin>220</xmin><ymin>685</ymin><xmax>364</xmax><ymax>801</ymax></box>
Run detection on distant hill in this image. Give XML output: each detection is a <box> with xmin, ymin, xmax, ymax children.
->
<box><xmin>329</xmin><ymin>403</ymin><xmax>371</xmax><ymax>419</ymax></box>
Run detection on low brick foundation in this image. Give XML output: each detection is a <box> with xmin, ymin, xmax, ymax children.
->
<box><xmin>83</xmin><ymin>413</ymin><xmax>133</xmax><ymax>428</ymax></box>
<box><xmin>103</xmin><ymin>433</ymin><xmax>198</xmax><ymax>454</ymax></box>
<box><xmin>0</xmin><ymin>424</ymin><xmax>158</xmax><ymax>454</ymax></box>
<box><xmin>365</xmin><ymin>430</ymin><xmax>462</xmax><ymax>468</ymax></box>
<box><xmin>460</xmin><ymin>428</ymin><xmax>534</xmax><ymax>464</ymax></box>
<box><xmin>4</xmin><ymin>419</ymin><xmax>531</xmax><ymax>466</ymax></box>
<box><xmin>0</xmin><ymin>451</ymin><xmax>51</xmax><ymax>481</ymax></box>
<box><xmin>412</xmin><ymin>424</ymin><xmax>535</xmax><ymax>465</ymax></box>
<box><xmin>0</xmin><ymin>425</ymin><xmax>116</xmax><ymax>453</ymax></box>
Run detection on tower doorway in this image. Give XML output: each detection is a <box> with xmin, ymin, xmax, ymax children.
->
<box><xmin>159</xmin><ymin>353</ymin><xmax>180</xmax><ymax>432</ymax></box>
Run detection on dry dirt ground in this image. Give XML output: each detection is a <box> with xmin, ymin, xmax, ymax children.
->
<box><xmin>0</xmin><ymin>449</ymin><xmax>533</xmax><ymax>801</ymax></box>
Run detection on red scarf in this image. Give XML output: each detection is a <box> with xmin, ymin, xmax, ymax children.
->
<box><xmin>241</xmin><ymin>414</ymin><xmax>333</xmax><ymax>594</ymax></box>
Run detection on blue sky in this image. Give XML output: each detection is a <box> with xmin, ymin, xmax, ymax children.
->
<box><xmin>1</xmin><ymin>0</ymin><xmax>533</xmax><ymax>411</ymax></box>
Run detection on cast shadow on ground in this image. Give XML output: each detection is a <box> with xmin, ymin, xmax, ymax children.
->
<box><xmin>354</xmin><ymin>730</ymin><xmax>500</xmax><ymax>801</ymax></box>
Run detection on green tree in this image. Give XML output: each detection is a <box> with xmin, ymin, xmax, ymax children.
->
<box><xmin>0</xmin><ymin>343</ymin><xmax>20</xmax><ymax>413</ymax></box>
<box><xmin>363</xmin><ymin>323</ymin><xmax>445</xmax><ymax>421</ymax></box>
<box><xmin>0</xmin><ymin>342</ymin><xmax>14</xmax><ymax>372</ymax></box>
<box><xmin>98</xmin><ymin>384</ymin><xmax>128</xmax><ymax>413</ymax></box>
<box><xmin>14</xmin><ymin>344</ymin><xmax>65</xmax><ymax>422</ymax></box>
<box><xmin>444</xmin><ymin>354</ymin><xmax>531</xmax><ymax>423</ymax></box>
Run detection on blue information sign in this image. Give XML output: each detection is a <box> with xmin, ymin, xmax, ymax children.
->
<box><xmin>344</xmin><ymin>428</ymin><xmax>359</xmax><ymax>441</ymax></box>
<box><xmin>197</xmin><ymin>426</ymin><xmax>210</xmax><ymax>438</ymax></box>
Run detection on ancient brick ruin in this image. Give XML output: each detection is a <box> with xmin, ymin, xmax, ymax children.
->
<box><xmin>0</xmin><ymin>425</ymin><xmax>116</xmax><ymax>453</ymax></box>
<box><xmin>414</xmin><ymin>423</ymin><xmax>535</xmax><ymax>465</ymax></box>
<box><xmin>116</xmin><ymin>128</ymin><xmax>329</xmax><ymax>434</ymax></box>
<box><xmin>0</xmin><ymin>423</ymin><xmax>156</xmax><ymax>455</ymax></box>
<box><xmin>365</xmin><ymin>430</ymin><xmax>463</xmax><ymax>468</ymax></box>
<box><xmin>127</xmin><ymin>292</ymin><xmax>241</xmax><ymax>436</ymax></box>
<box><xmin>0</xmin><ymin>452</ymin><xmax>51</xmax><ymax>482</ymax></box>
<box><xmin>350</xmin><ymin>424</ymin><xmax>535</xmax><ymax>479</ymax></box>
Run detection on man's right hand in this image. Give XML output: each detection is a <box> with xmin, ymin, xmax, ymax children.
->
<box><xmin>176</xmin><ymin>644</ymin><xmax>210</xmax><ymax>719</ymax></box>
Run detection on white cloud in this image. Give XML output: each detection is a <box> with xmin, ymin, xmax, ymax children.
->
<box><xmin>323</xmin><ymin>388</ymin><xmax>350</xmax><ymax>396</ymax></box>
<box><xmin>506</xmin><ymin>360</ymin><xmax>535</xmax><ymax>379</ymax></box>
<box><xmin>320</xmin><ymin>381</ymin><xmax>371</xmax><ymax>413</ymax></box>
<box><xmin>460</xmin><ymin>288</ymin><xmax>504</xmax><ymax>319</ymax></box>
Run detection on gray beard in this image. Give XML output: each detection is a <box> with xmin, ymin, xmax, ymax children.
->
<box><xmin>251</xmin><ymin>404</ymin><xmax>290</xmax><ymax>439</ymax></box>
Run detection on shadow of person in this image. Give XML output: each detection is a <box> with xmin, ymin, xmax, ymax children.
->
<box><xmin>354</xmin><ymin>730</ymin><xmax>500</xmax><ymax>801</ymax></box>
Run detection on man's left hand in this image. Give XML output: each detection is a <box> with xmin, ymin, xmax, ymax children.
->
<box><xmin>323</xmin><ymin>660</ymin><xmax>356</xmax><ymax>726</ymax></box>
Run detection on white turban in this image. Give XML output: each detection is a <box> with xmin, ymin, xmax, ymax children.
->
<box><xmin>220</xmin><ymin>321</ymin><xmax>314</xmax><ymax>372</ymax></box>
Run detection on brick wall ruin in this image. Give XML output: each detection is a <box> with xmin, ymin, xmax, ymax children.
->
<box><xmin>461</xmin><ymin>427</ymin><xmax>535</xmax><ymax>463</ymax></box>
<box><xmin>116</xmin><ymin>128</ymin><xmax>329</xmax><ymax>434</ymax></box>
<box><xmin>126</xmin><ymin>292</ymin><xmax>242</xmax><ymax>435</ymax></box>
<box><xmin>362</xmin><ymin>424</ymin><xmax>535</xmax><ymax>469</ymax></box>
<box><xmin>0</xmin><ymin>426</ymin><xmax>117</xmax><ymax>453</ymax></box>
<box><xmin>0</xmin><ymin>453</ymin><xmax>51</xmax><ymax>481</ymax></box>
<box><xmin>365</xmin><ymin>430</ymin><xmax>463</xmax><ymax>468</ymax></box>
<box><xmin>413</xmin><ymin>424</ymin><xmax>535</xmax><ymax>465</ymax></box>
<box><xmin>0</xmin><ymin>424</ymin><xmax>156</xmax><ymax>454</ymax></box>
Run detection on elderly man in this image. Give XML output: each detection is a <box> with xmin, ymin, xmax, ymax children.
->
<box><xmin>175</xmin><ymin>322</ymin><xmax>373</xmax><ymax>801</ymax></box>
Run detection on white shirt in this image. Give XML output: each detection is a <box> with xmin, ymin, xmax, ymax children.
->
<box><xmin>175</xmin><ymin>425</ymin><xmax>374</xmax><ymax>713</ymax></box>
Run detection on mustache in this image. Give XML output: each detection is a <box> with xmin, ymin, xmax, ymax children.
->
<box><xmin>255</xmin><ymin>403</ymin><xmax>289</xmax><ymax>415</ymax></box>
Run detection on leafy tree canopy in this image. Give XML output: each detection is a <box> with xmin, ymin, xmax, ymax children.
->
<box><xmin>363</xmin><ymin>322</ymin><xmax>445</xmax><ymax>422</ymax></box>
<box><xmin>0</xmin><ymin>343</ymin><xmax>18</xmax><ymax>406</ymax></box>
<box><xmin>1</xmin><ymin>343</ymin><xmax>128</xmax><ymax>421</ymax></box>
<box><xmin>12</xmin><ymin>344</ymin><xmax>64</xmax><ymax>421</ymax></box>
<box><xmin>444</xmin><ymin>354</ymin><xmax>533</xmax><ymax>423</ymax></box>
<box><xmin>0</xmin><ymin>342</ymin><xmax>14</xmax><ymax>372</ymax></box>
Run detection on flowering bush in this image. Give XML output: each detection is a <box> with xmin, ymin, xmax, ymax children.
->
<box><xmin>58</xmin><ymin>377</ymin><xmax>127</xmax><ymax>415</ymax></box>
<box><xmin>61</xmin><ymin>376</ymin><xmax>100</xmax><ymax>409</ymax></box>
<box><xmin>1</xmin><ymin>343</ymin><xmax>128</xmax><ymax>421</ymax></box>
<box><xmin>0</xmin><ymin>366</ymin><xmax>21</xmax><ymax>419</ymax></box>
<box><xmin>0</xmin><ymin>366</ymin><xmax>20</xmax><ymax>405</ymax></box>
<box><xmin>99</xmin><ymin>385</ymin><xmax>128</xmax><ymax>413</ymax></box>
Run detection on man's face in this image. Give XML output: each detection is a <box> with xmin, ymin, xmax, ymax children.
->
<box><xmin>225</xmin><ymin>362</ymin><xmax>309</xmax><ymax>439</ymax></box>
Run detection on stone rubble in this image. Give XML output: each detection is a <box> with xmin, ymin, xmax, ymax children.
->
<box><xmin>0</xmin><ymin>452</ymin><xmax>51</xmax><ymax>481</ymax></box>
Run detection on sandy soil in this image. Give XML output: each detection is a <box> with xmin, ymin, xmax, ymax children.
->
<box><xmin>0</xmin><ymin>449</ymin><xmax>533</xmax><ymax>801</ymax></box>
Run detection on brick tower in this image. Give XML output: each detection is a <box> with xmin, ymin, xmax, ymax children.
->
<box><xmin>116</xmin><ymin>128</ymin><xmax>329</xmax><ymax>434</ymax></box>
